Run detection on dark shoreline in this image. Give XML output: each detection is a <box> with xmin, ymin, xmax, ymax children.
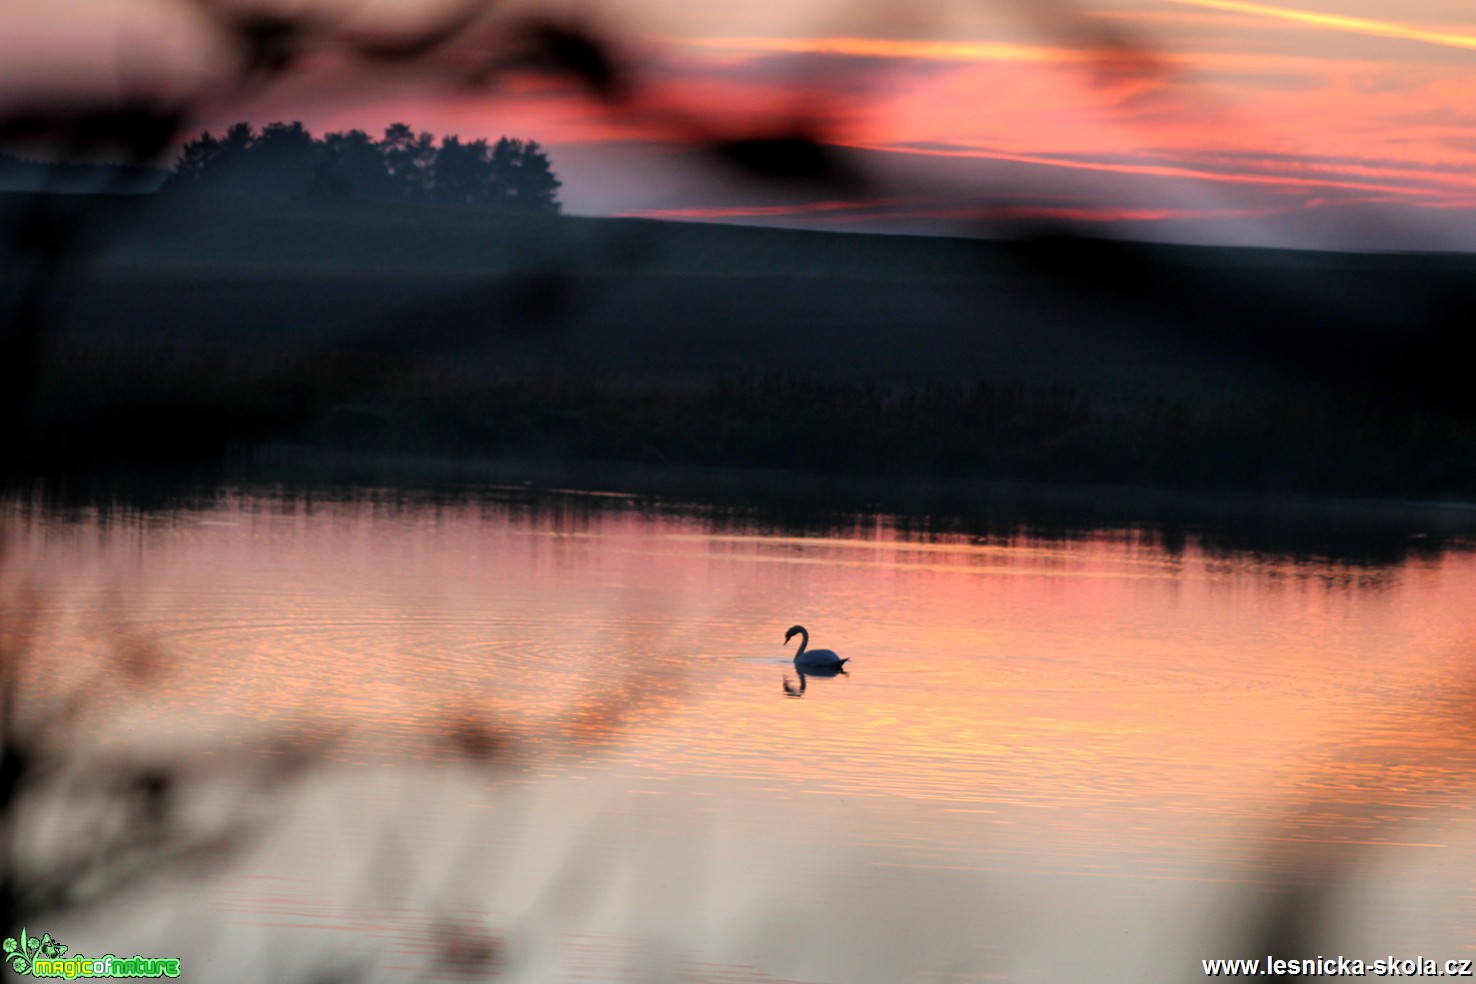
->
<box><xmin>11</xmin><ymin>444</ymin><xmax>1472</xmax><ymax>569</ymax></box>
<box><xmin>8</xmin><ymin>195</ymin><xmax>1476</xmax><ymax>566</ymax></box>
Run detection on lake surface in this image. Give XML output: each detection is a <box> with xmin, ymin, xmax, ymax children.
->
<box><xmin>7</xmin><ymin>487</ymin><xmax>1476</xmax><ymax>982</ymax></box>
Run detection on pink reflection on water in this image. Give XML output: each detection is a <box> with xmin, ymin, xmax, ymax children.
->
<box><xmin>8</xmin><ymin>492</ymin><xmax>1476</xmax><ymax>979</ymax></box>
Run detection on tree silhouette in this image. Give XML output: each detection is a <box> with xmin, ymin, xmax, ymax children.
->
<box><xmin>490</xmin><ymin>138</ymin><xmax>561</xmax><ymax>214</ymax></box>
<box><xmin>432</xmin><ymin>135</ymin><xmax>490</xmax><ymax>205</ymax></box>
<box><xmin>165</xmin><ymin>120</ymin><xmax>561</xmax><ymax>213</ymax></box>
<box><xmin>378</xmin><ymin>122</ymin><xmax>436</xmax><ymax>201</ymax></box>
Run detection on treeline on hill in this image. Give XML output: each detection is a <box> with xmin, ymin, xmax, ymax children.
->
<box><xmin>165</xmin><ymin>121</ymin><xmax>561</xmax><ymax>212</ymax></box>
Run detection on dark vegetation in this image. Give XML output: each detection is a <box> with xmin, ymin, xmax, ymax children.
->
<box><xmin>0</xmin><ymin>153</ymin><xmax>163</xmax><ymax>193</ymax></box>
<box><xmin>167</xmin><ymin>121</ymin><xmax>561</xmax><ymax>211</ymax></box>
<box><xmin>9</xmin><ymin>193</ymin><xmax>1476</xmax><ymax>507</ymax></box>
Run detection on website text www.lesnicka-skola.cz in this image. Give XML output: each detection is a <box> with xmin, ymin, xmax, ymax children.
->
<box><xmin>1204</xmin><ymin>956</ymin><xmax>1475</xmax><ymax>977</ymax></box>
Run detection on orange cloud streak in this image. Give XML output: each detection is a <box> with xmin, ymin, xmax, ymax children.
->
<box><xmin>1163</xmin><ymin>0</ymin><xmax>1476</xmax><ymax>52</ymax></box>
<box><xmin>676</xmin><ymin>35</ymin><xmax>1077</xmax><ymax>64</ymax></box>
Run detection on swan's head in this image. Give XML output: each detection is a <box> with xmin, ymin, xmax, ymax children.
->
<box><xmin>783</xmin><ymin>625</ymin><xmax>806</xmax><ymax>645</ymax></box>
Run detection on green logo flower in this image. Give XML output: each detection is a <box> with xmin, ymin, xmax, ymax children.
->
<box><xmin>4</xmin><ymin>929</ymin><xmax>36</xmax><ymax>975</ymax></box>
<box><xmin>3</xmin><ymin>930</ymin><xmax>67</xmax><ymax>976</ymax></box>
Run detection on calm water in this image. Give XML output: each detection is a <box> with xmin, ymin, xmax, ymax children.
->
<box><xmin>7</xmin><ymin>489</ymin><xmax>1476</xmax><ymax>982</ymax></box>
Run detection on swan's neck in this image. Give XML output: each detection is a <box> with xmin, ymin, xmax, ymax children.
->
<box><xmin>793</xmin><ymin>628</ymin><xmax>808</xmax><ymax>656</ymax></box>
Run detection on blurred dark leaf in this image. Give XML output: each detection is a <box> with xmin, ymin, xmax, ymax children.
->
<box><xmin>440</xmin><ymin>709</ymin><xmax>515</xmax><ymax>762</ymax></box>
<box><xmin>0</xmin><ymin>101</ymin><xmax>185</xmax><ymax>165</ymax></box>
<box><xmin>1007</xmin><ymin>231</ymin><xmax>1155</xmax><ymax>295</ymax></box>
<box><xmin>433</xmin><ymin>921</ymin><xmax>503</xmax><ymax>975</ymax></box>
<box><xmin>711</xmin><ymin>129</ymin><xmax>862</xmax><ymax>189</ymax></box>
<box><xmin>1000</xmin><ymin>0</ymin><xmax>1170</xmax><ymax>88</ymax></box>
<box><xmin>345</xmin><ymin>2</ymin><xmax>494</xmax><ymax>63</ymax></box>
<box><xmin>513</xmin><ymin>19</ymin><xmax>628</xmax><ymax>102</ymax></box>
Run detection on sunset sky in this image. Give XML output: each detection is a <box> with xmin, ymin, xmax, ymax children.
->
<box><xmin>7</xmin><ymin>0</ymin><xmax>1476</xmax><ymax>247</ymax></box>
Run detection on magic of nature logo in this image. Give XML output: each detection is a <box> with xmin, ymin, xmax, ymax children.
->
<box><xmin>4</xmin><ymin>930</ymin><xmax>180</xmax><ymax>979</ymax></box>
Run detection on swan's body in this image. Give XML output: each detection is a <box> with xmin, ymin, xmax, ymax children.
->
<box><xmin>784</xmin><ymin>625</ymin><xmax>849</xmax><ymax>671</ymax></box>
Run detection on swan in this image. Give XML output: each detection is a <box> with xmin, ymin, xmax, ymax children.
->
<box><xmin>784</xmin><ymin>625</ymin><xmax>849</xmax><ymax>672</ymax></box>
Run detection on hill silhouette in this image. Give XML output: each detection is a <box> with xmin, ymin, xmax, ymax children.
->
<box><xmin>7</xmin><ymin>192</ymin><xmax>1476</xmax><ymax>503</ymax></box>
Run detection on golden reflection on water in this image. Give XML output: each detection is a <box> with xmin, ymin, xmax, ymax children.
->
<box><xmin>8</xmin><ymin>492</ymin><xmax>1476</xmax><ymax>976</ymax></box>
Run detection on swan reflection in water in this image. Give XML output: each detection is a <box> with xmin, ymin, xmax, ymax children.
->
<box><xmin>782</xmin><ymin>624</ymin><xmax>849</xmax><ymax>697</ymax></box>
<box><xmin>782</xmin><ymin>664</ymin><xmax>849</xmax><ymax>697</ymax></box>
